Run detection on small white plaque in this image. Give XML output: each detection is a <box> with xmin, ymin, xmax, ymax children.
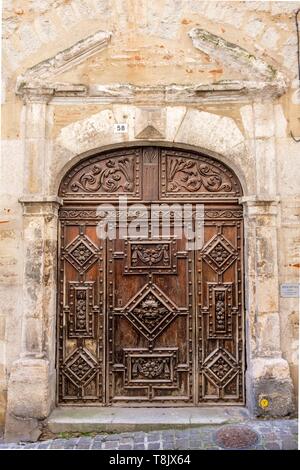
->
<box><xmin>280</xmin><ymin>283</ymin><xmax>300</xmax><ymax>298</ymax></box>
<box><xmin>114</xmin><ymin>123</ymin><xmax>128</xmax><ymax>133</ymax></box>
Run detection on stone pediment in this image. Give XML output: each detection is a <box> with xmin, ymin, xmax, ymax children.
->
<box><xmin>16</xmin><ymin>28</ymin><xmax>288</xmax><ymax>102</ymax></box>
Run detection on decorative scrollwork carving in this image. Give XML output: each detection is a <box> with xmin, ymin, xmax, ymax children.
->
<box><xmin>70</xmin><ymin>157</ymin><xmax>134</xmax><ymax>193</ymax></box>
<box><xmin>205</xmin><ymin>210</ymin><xmax>243</xmax><ymax>218</ymax></box>
<box><xmin>167</xmin><ymin>158</ymin><xmax>232</xmax><ymax>193</ymax></box>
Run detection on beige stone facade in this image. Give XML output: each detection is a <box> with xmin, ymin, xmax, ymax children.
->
<box><xmin>1</xmin><ymin>1</ymin><xmax>299</xmax><ymax>440</ymax></box>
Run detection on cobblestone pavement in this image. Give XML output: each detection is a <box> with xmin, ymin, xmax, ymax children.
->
<box><xmin>0</xmin><ymin>419</ymin><xmax>298</xmax><ymax>450</ymax></box>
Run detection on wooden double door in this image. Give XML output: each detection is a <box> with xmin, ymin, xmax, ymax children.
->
<box><xmin>57</xmin><ymin>146</ymin><xmax>244</xmax><ymax>405</ymax></box>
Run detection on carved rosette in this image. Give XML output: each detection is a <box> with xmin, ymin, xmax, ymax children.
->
<box><xmin>202</xmin><ymin>234</ymin><xmax>237</xmax><ymax>275</ymax></box>
<box><xmin>203</xmin><ymin>348</ymin><xmax>238</xmax><ymax>388</ymax></box>
<box><xmin>62</xmin><ymin>347</ymin><xmax>98</xmax><ymax>387</ymax></box>
<box><xmin>63</xmin><ymin>234</ymin><xmax>99</xmax><ymax>274</ymax></box>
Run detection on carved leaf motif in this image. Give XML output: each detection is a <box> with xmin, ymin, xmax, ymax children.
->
<box><xmin>167</xmin><ymin>158</ymin><xmax>232</xmax><ymax>193</ymax></box>
<box><xmin>70</xmin><ymin>157</ymin><xmax>134</xmax><ymax>193</ymax></box>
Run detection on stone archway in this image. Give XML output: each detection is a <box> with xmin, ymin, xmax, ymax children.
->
<box><xmin>4</xmin><ymin>104</ymin><xmax>294</xmax><ymax>441</ymax></box>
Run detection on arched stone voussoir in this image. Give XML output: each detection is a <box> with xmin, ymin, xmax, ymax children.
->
<box><xmin>51</xmin><ymin>106</ymin><xmax>253</xmax><ymax>196</ymax></box>
<box><xmin>173</xmin><ymin>109</ymin><xmax>254</xmax><ymax>194</ymax></box>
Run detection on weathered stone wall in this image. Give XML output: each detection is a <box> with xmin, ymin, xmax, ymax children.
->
<box><xmin>1</xmin><ymin>1</ymin><xmax>299</xmax><ymax>433</ymax></box>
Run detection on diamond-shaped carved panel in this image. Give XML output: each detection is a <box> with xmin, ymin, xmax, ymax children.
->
<box><xmin>62</xmin><ymin>347</ymin><xmax>98</xmax><ymax>387</ymax></box>
<box><xmin>122</xmin><ymin>283</ymin><xmax>179</xmax><ymax>341</ymax></box>
<box><xmin>202</xmin><ymin>234</ymin><xmax>237</xmax><ymax>274</ymax></box>
<box><xmin>203</xmin><ymin>348</ymin><xmax>238</xmax><ymax>387</ymax></box>
<box><xmin>64</xmin><ymin>235</ymin><xmax>99</xmax><ymax>274</ymax></box>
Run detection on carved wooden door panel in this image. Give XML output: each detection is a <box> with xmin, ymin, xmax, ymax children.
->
<box><xmin>107</xmin><ymin>225</ymin><xmax>193</xmax><ymax>404</ymax></box>
<box><xmin>57</xmin><ymin>146</ymin><xmax>244</xmax><ymax>405</ymax></box>
<box><xmin>197</xmin><ymin>208</ymin><xmax>244</xmax><ymax>402</ymax></box>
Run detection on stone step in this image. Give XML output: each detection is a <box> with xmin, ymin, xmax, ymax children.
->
<box><xmin>47</xmin><ymin>407</ymin><xmax>249</xmax><ymax>434</ymax></box>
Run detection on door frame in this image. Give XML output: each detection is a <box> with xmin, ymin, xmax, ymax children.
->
<box><xmin>56</xmin><ymin>144</ymin><xmax>245</xmax><ymax>406</ymax></box>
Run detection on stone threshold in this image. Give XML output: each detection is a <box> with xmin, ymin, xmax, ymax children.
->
<box><xmin>47</xmin><ymin>406</ymin><xmax>249</xmax><ymax>434</ymax></box>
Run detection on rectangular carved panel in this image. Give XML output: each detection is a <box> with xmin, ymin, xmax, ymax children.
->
<box><xmin>57</xmin><ymin>221</ymin><xmax>105</xmax><ymax>404</ymax></box>
<box><xmin>126</xmin><ymin>350</ymin><xmax>177</xmax><ymax>384</ymax></box>
<box><xmin>124</xmin><ymin>240</ymin><xmax>177</xmax><ymax>274</ymax></box>
<box><xmin>206</xmin><ymin>283</ymin><xmax>234</xmax><ymax>339</ymax></box>
<box><xmin>65</xmin><ymin>282</ymin><xmax>98</xmax><ymax>338</ymax></box>
<box><xmin>197</xmin><ymin>219</ymin><xmax>244</xmax><ymax>403</ymax></box>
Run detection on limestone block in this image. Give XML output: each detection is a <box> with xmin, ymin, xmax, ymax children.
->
<box><xmin>112</xmin><ymin>105</ymin><xmax>136</xmax><ymax>141</ymax></box>
<box><xmin>256</xmin><ymin>312</ymin><xmax>281</xmax><ymax>355</ymax></box>
<box><xmin>5</xmin><ymin>415</ymin><xmax>41</xmax><ymax>443</ymax></box>
<box><xmin>6</xmin><ymin>358</ymin><xmax>53</xmax><ymax>420</ymax></box>
<box><xmin>261</xmin><ymin>27</ymin><xmax>279</xmax><ymax>50</ymax></box>
<box><xmin>56</xmin><ymin>109</ymin><xmax>118</xmax><ymax>155</ymax></box>
<box><xmin>18</xmin><ymin>24</ymin><xmax>42</xmax><ymax>57</ymax></box>
<box><xmin>256</xmin><ymin>278</ymin><xmax>279</xmax><ymax>314</ymax></box>
<box><xmin>253</xmin><ymin>102</ymin><xmax>275</xmax><ymax>138</ymax></box>
<box><xmin>277</xmin><ymin>141</ymin><xmax>300</xmax><ymax>195</ymax></box>
<box><xmin>56</xmin><ymin>3</ymin><xmax>79</xmax><ymax>28</ymax></box>
<box><xmin>0</xmin><ymin>140</ymin><xmax>24</xmax><ymax>196</ymax></box>
<box><xmin>34</xmin><ymin>17</ymin><xmax>57</xmax><ymax>43</ymax></box>
<box><xmin>271</xmin><ymin>2</ymin><xmax>299</xmax><ymax>15</ymax></box>
<box><xmin>247</xmin><ymin>357</ymin><xmax>295</xmax><ymax>417</ymax></box>
<box><xmin>165</xmin><ymin>106</ymin><xmax>186</xmax><ymax>141</ymax></box>
<box><xmin>135</xmin><ymin>107</ymin><xmax>166</xmax><ymax>139</ymax></box>
<box><xmin>240</xmin><ymin>104</ymin><xmax>254</xmax><ymax>138</ymax></box>
<box><xmin>244</xmin><ymin>18</ymin><xmax>265</xmax><ymax>38</ymax></box>
<box><xmin>0</xmin><ymin>381</ymin><xmax>7</xmax><ymax>428</ymax></box>
<box><xmin>0</xmin><ymin>286</ymin><xmax>22</xmax><ymax>369</ymax></box>
<box><xmin>3</xmin><ymin>38</ymin><xmax>23</xmax><ymax>71</ymax></box>
<box><xmin>274</xmin><ymin>104</ymin><xmax>288</xmax><ymax>138</ymax></box>
<box><xmin>255</xmin><ymin>139</ymin><xmax>276</xmax><ymax>195</ymax></box>
<box><xmin>174</xmin><ymin>109</ymin><xmax>244</xmax><ymax>154</ymax></box>
<box><xmin>280</xmin><ymin>301</ymin><xmax>299</xmax><ymax>365</ymax></box>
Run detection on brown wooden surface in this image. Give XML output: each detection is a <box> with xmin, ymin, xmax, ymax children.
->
<box><xmin>58</xmin><ymin>146</ymin><xmax>244</xmax><ymax>405</ymax></box>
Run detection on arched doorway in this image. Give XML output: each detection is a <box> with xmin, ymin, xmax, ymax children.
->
<box><xmin>57</xmin><ymin>145</ymin><xmax>244</xmax><ymax>405</ymax></box>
